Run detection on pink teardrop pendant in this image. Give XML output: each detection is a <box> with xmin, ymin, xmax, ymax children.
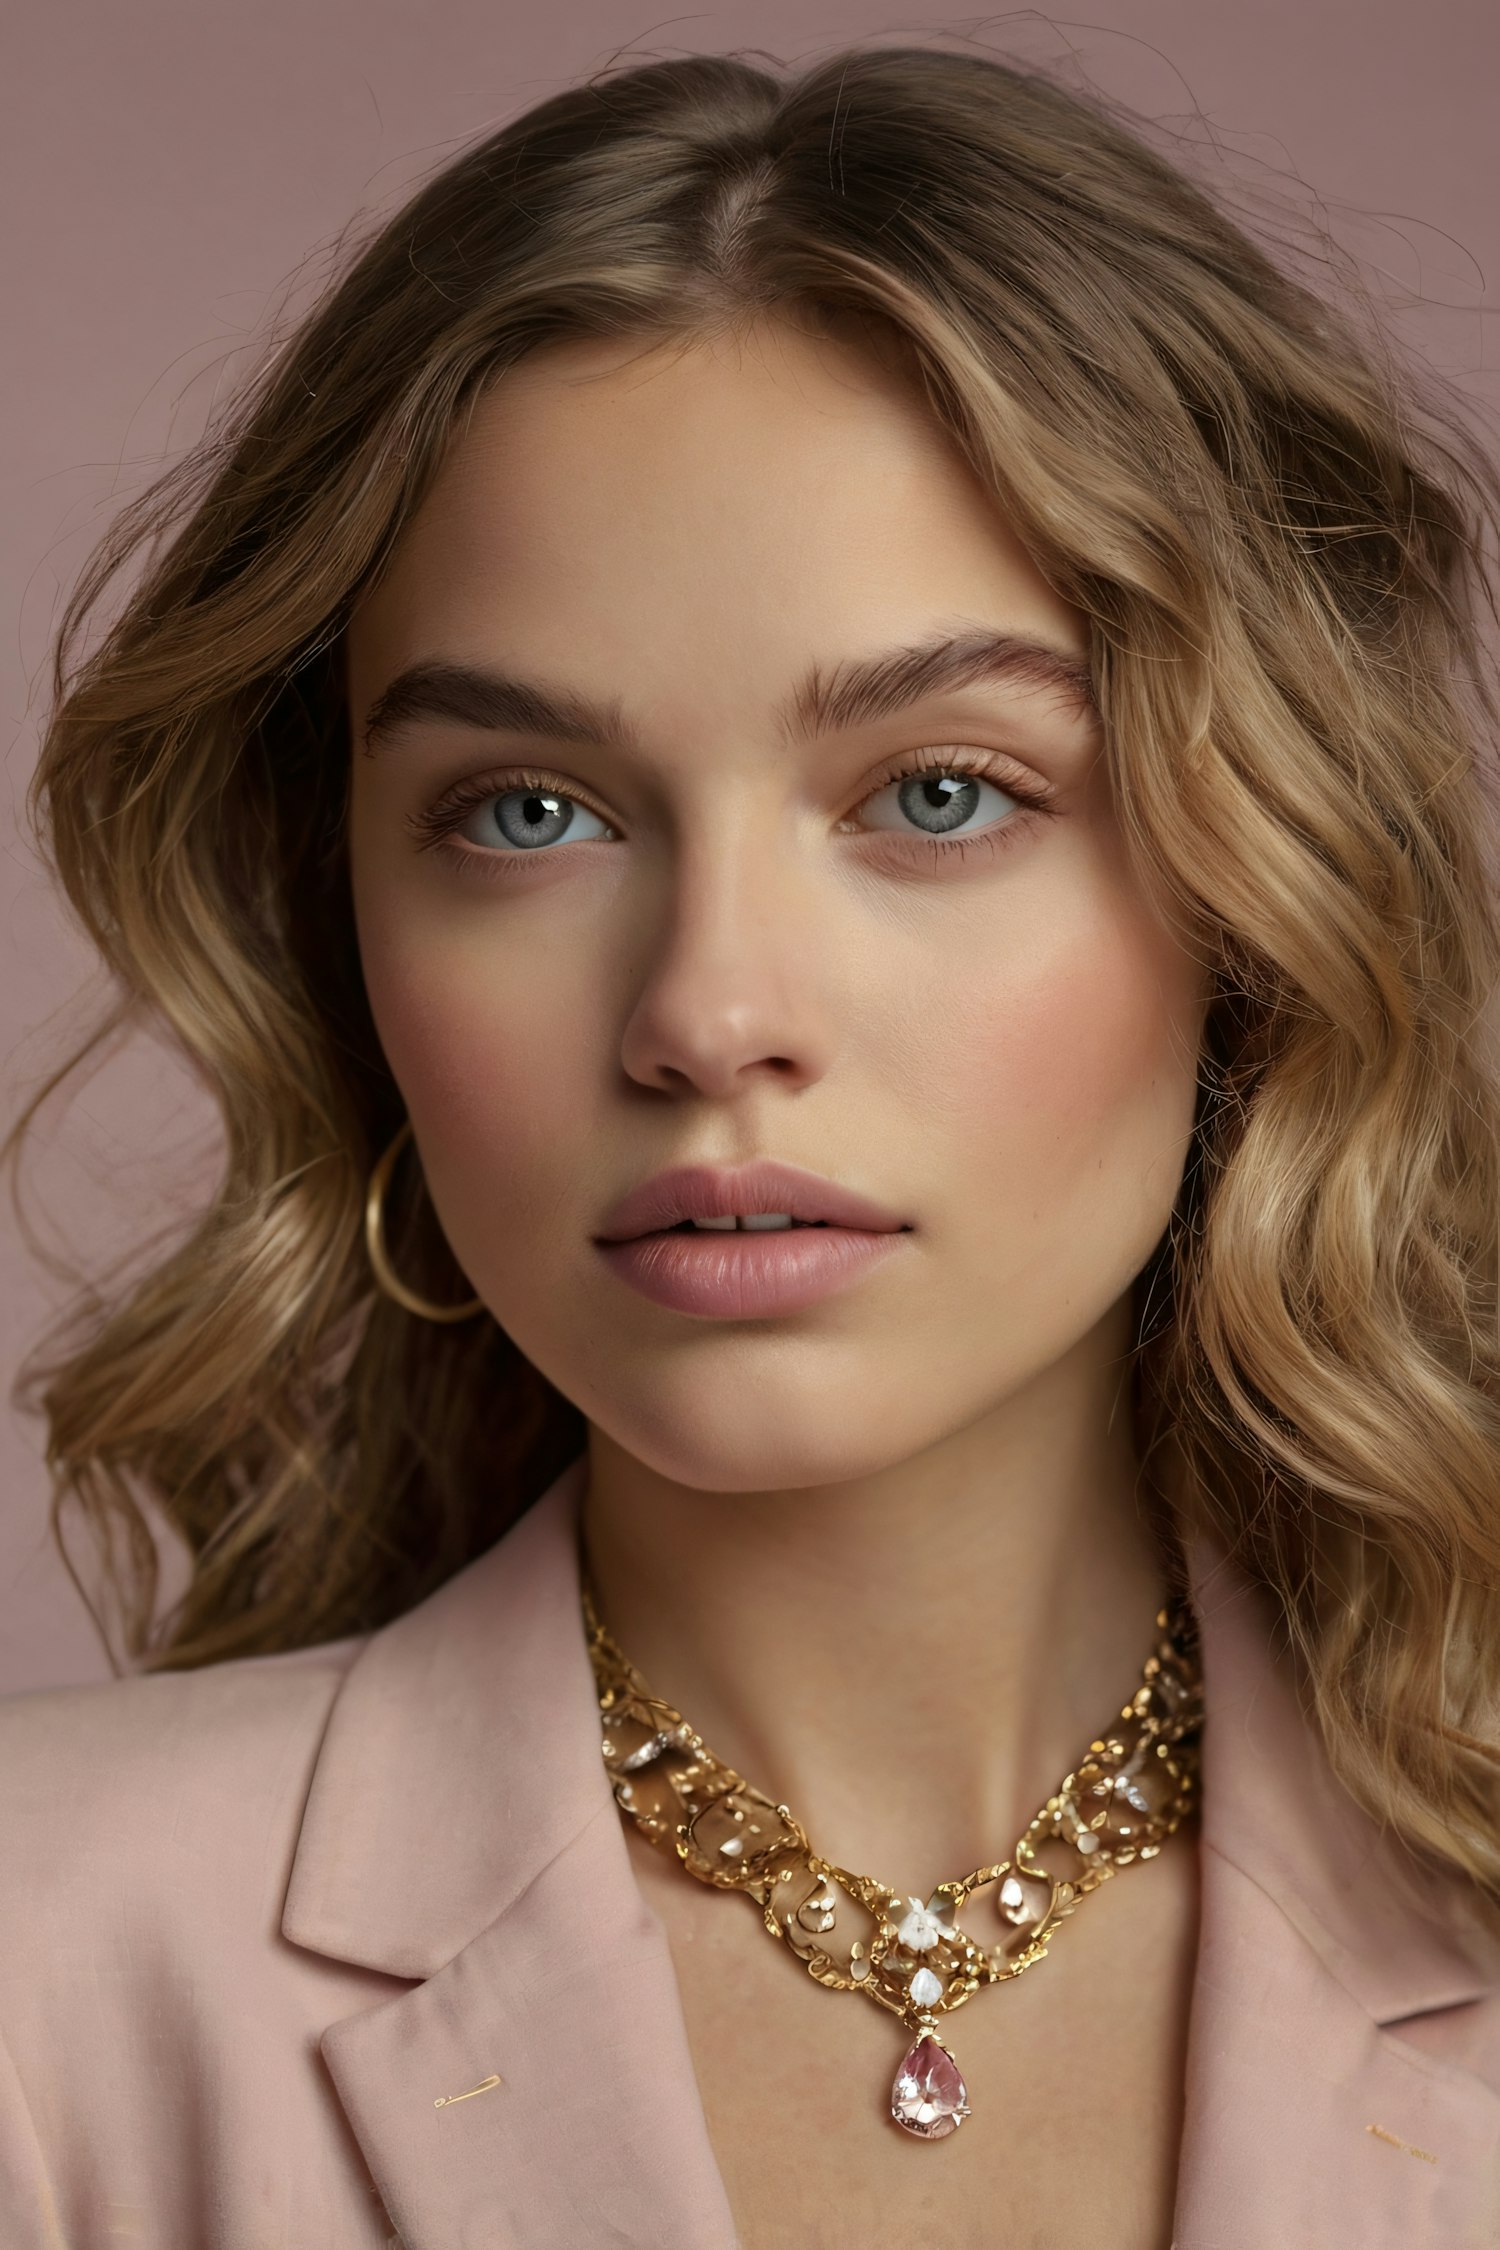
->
<box><xmin>889</xmin><ymin>2031</ymin><xmax>970</xmax><ymax>2139</ymax></box>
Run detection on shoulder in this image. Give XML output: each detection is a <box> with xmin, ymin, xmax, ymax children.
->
<box><xmin>0</xmin><ymin>1634</ymin><xmax>366</xmax><ymax>1921</ymax></box>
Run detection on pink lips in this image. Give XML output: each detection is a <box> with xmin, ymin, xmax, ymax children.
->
<box><xmin>594</xmin><ymin>1160</ymin><xmax>912</xmax><ymax>1319</ymax></box>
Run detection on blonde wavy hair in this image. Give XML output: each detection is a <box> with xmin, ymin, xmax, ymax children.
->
<box><xmin>12</xmin><ymin>44</ymin><xmax>1500</xmax><ymax>1907</ymax></box>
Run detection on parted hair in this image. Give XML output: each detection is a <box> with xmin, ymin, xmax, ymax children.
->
<box><xmin>13</xmin><ymin>44</ymin><xmax>1500</xmax><ymax>1912</ymax></box>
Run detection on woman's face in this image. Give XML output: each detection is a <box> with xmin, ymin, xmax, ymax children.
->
<box><xmin>346</xmin><ymin>317</ymin><xmax>1208</xmax><ymax>1492</ymax></box>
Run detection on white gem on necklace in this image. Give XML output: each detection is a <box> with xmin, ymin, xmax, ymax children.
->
<box><xmin>998</xmin><ymin>1875</ymin><xmax>1028</xmax><ymax>1922</ymax></box>
<box><xmin>895</xmin><ymin>1894</ymin><xmax>954</xmax><ymax>1952</ymax></box>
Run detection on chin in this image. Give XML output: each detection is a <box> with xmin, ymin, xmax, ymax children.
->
<box><xmin>579</xmin><ymin>1364</ymin><xmax>939</xmax><ymax>1495</ymax></box>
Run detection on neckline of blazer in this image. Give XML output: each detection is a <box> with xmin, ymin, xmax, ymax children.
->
<box><xmin>280</xmin><ymin>1457</ymin><xmax>1500</xmax><ymax>2248</ymax></box>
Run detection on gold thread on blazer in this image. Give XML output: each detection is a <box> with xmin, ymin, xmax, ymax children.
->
<box><xmin>433</xmin><ymin>2074</ymin><xmax>503</xmax><ymax>2108</ymax></box>
<box><xmin>1366</xmin><ymin>2123</ymin><xmax>1437</xmax><ymax>2163</ymax></box>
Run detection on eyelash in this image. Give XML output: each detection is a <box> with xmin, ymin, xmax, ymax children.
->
<box><xmin>404</xmin><ymin>748</ymin><xmax>1056</xmax><ymax>877</ymax></box>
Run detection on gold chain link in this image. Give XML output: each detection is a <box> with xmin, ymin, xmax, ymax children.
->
<box><xmin>583</xmin><ymin>1578</ymin><xmax>1203</xmax><ymax>2036</ymax></box>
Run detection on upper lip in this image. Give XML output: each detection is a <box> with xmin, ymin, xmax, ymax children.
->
<box><xmin>595</xmin><ymin>1160</ymin><xmax>911</xmax><ymax>1243</ymax></box>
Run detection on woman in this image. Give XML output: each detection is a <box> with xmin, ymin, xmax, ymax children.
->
<box><xmin>3</xmin><ymin>40</ymin><xmax>1499</xmax><ymax>2249</ymax></box>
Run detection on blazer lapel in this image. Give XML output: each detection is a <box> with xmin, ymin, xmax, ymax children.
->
<box><xmin>1175</xmin><ymin>1552</ymin><xmax>1500</xmax><ymax>2248</ymax></box>
<box><xmin>281</xmin><ymin>1457</ymin><xmax>740</xmax><ymax>2250</ymax></box>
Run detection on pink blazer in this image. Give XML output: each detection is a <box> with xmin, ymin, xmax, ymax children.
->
<box><xmin>2</xmin><ymin>1454</ymin><xmax>1497</xmax><ymax>2247</ymax></box>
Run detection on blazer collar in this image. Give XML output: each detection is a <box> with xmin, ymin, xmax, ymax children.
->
<box><xmin>1179</xmin><ymin>1548</ymin><xmax>1500</xmax><ymax>2245</ymax></box>
<box><xmin>1187</xmin><ymin>1542</ymin><xmax>1496</xmax><ymax>2026</ymax></box>
<box><xmin>283</xmin><ymin>1454</ymin><xmax>605</xmax><ymax>1980</ymax></box>
<box><xmin>284</xmin><ymin>1454</ymin><xmax>741</xmax><ymax>2249</ymax></box>
<box><xmin>283</xmin><ymin>1459</ymin><xmax>1500</xmax><ymax>2248</ymax></box>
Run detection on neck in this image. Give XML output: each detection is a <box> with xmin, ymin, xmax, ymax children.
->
<box><xmin>579</xmin><ymin>1306</ymin><xmax>1174</xmax><ymax>1891</ymax></box>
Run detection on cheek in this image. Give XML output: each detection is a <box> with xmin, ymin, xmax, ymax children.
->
<box><xmin>924</xmin><ymin>883</ymin><xmax>1204</xmax><ymax>1256</ymax></box>
<box><xmin>354</xmin><ymin>906</ymin><xmax>606</xmax><ymax>1230</ymax></box>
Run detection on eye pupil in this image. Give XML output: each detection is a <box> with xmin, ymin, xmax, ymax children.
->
<box><xmin>495</xmin><ymin>788</ymin><xmax>575</xmax><ymax>849</ymax></box>
<box><xmin>897</xmin><ymin>772</ymin><xmax>982</xmax><ymax>835</ymax></box>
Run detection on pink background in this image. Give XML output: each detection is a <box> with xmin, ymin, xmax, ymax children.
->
<box><xmin>3</xmin><ymin>3</ymin><xmax>1496</xmax><ymax>1691</ymax></box>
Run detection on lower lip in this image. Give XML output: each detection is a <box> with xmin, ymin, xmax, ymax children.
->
<box><xmin>595</xmin><ymin>1226</ymin><xmax>910</xmax><ymax>1319</ymax></box>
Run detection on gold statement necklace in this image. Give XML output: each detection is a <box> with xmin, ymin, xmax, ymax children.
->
<box><xmin>583</xmin><ymin>1576</ymin><xmax>1203</xmax><ymax>2140</ymax></box>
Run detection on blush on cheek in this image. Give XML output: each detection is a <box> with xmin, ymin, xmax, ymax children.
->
<box><xmin>359</xmin><ymin>939</ymin><xmax>493</xmax><ymax>1133</ymax></box>
<box><xmin>924</xmin><ymin>913</ymin><xmax>1201</xmax><ymax>1380</ymax></box>
<box><xmin>359</xmin><ymin>928</ymin><xmax>610</xmax><ymax>1250</ymax></box>
<box><xmin>948</xmin><ymin>903</ymin><xmax>1203</xmax><ymax>1185</ymax></box>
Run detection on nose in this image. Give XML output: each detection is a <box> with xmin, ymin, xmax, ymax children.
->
<box><xmin>617</xmin><ymin>832</ymin><xmax>837</xmax><ymax>1100</ymax></box>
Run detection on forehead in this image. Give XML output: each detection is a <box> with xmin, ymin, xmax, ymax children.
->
<box><xmin>349</xmin><ymin>318</ymin><xmax>1085</xmax><ymax>711</ymax></box>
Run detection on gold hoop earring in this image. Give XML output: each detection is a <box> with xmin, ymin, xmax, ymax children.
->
<box><xmin>364</xmin><ymin>1119</ymin><xmax>486</xmax><ymax>1323</ymax></box>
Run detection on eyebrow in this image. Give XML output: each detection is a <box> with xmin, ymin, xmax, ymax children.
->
<box><xmin>360</xmin><ymin>627</ymin><xmax>1096</xmax><ymax>756</ymax></box>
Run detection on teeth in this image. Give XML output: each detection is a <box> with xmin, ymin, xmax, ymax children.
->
<box><xmin>688</xmin><ymin>1213</ymin><xmax>797</xmax><ymax>1231</ymax></box>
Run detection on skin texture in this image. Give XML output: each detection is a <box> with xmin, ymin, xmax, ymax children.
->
<box><xmin>347</xmin><ymin>315</ymin><xmax>1211</xmax><ymax>2246</ymax></box>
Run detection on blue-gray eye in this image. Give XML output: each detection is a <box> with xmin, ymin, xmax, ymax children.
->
<box><xmin>462</xmin><ymin>788</ymin><xmax>613</xmax><ymax>850</ymax></box>
<box><xmin>862</xmin><ymin>770</ymin><xmax>1020</xmax><ymax>836</ymax></box>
